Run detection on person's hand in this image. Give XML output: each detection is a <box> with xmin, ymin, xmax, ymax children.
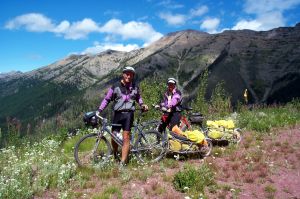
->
<box><xmin>154</xmin><ymin>104</ymin><xmax>160</xmax><ymax>109</ymax></box>
<box><xmin>161</xmin><ymin>107</ymin><xmax>168</xmax><ymax>112</ymax></box>
<box><xmin>96</xmin><ymin>110</ymin><xmax>100</xmax><ymax>116</ymax></box>
<box><xmin>141</xmin><ymin>104</ymin><xmax>149</xmax><ymax>111</ymax></box>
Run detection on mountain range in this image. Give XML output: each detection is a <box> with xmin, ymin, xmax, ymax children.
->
<box><xmin>1</xmin><ymin>23</ymin><xmax>300</xmax><ymax>134</ymax></box>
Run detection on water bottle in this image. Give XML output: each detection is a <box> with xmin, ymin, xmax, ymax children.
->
<box><xmin>116</xmin><ymin>132</ymin><xmax>123</xmax><ymax>141</ymax></box>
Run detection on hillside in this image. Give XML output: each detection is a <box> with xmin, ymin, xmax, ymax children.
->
<box><xmin>0</xmin><ymin>23</ymin><xmax>300</xmax><ymax>137</ymax></box>
<box><xmin>1</xmin><ymin>102</ymin><xmax>300</xmax><ymax>198</ymax></box>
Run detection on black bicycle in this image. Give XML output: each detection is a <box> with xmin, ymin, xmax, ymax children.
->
<box><xmin>74</xmin><ymin>110</ymin><xmax>166</xmax><ymax>167</ymax></box>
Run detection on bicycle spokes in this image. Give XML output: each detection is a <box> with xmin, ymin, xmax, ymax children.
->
<box><xmin>74</xmin><ymin>134</ymin><xmax>112</xmax><ymax>167</ymax></box>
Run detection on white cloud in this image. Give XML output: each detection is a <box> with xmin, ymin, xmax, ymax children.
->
<box><xmin>157</xmin><ymin>0</ymin><xmax>184</xmax><ymax>9</ymax></box>
<box><xmin>190</xmin><ymin>6</ymin><xmax>209</xmax><ymax>17</ymax></box>
<box><xmin>256</xmin><ymin>11</ymin><xmax>285</xmax><ymax>29</ymax></box>
<box><xmin>62</xmin><ymin>18</ymin><xmax>100</xmax><ymax>39</ymax></box>
<box><xmin>200</xmin><ymin>18</ymin><xmax>220</xmax><ymax>33</ymax></box>
<box><xmin>231</xmin><ymin>0</ymin><xmax>300</xmax><ymax>31</ymax></box>
<box><xmin>244</xmin><ymin>0</ymin><xmax>300</xmax><ymax>14</ymax></box>
<box><xmin>159</xmin><ymin>5</ymin><xmax>209</xmax><ymax>27</ymax></box>
<box><xmin>232</xmin><ymin>20</ymin><xmax>262</xmax><ymax>30</ymax></box>
<box><xmin>5</xmin><ymin>13</ymin><xmax>55</xmax><ymax>32</ymax></box>
<box><xmin>159</xmin><ymin>12</ymin><xmax>187</xmax><ymax>26</ymax></box>
<box><xmin>5</xmin><ymin>13</ymin><xmax>163</xmax><ymax>44</ymax></box>
<box><xmin>82</xmin><ymin>43</ymin><xmax>140</xmax><ymax>54</ymax></box>
<box><xmin>5</xmin><ymin>13</ymin><xmax>100</xmax><ymax>39</ymax></box>
<box><xmin>53</xmin><ymin>20</ymin><xmax>70</xmax><ymax>33</ymax></box>
<box><xmin>99</xmin><ymin>19</ymin><xmax>163</xmax><ymax>43</ymax></box>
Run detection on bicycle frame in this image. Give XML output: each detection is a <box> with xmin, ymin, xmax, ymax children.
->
<box><xmin>96</xmin><ymin>110</ymin><xmax>159</xmax><ymax>152</ymax></box>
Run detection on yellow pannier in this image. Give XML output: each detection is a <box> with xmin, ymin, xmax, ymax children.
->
<box><xmin>182</xmin><ymin>130</ymin><xmax>205</xmax><ymax>144</ymax></box>
<box><xmin>208</xmin><ymin>129</ymin><xmax>224</xmax><ymax>139</ymax></box>
<box><xmin>169</xmin><ymin>140</ymin><xmax>182</xmax><ymax>151</ymax></box>
<box><xmin>207</xmin><ymin>119</ymin><xmax>235</xmax><ymax>129</ymax></box>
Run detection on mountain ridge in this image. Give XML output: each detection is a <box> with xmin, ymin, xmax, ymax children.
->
<box><xmin>1</xmin><ymin>24</ymin><xmax>299</xmax><ymax>134</ymax></box>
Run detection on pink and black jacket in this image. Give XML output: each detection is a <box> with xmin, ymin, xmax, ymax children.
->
<box><xmin>99</xmin><ymin>81</ymin><xmax>144</xmax><ymax>112</ymax></box>
<box><xmin>160</xmin><ymin>88</ymin><xmax>182</xmax><ymax>112</ymax></box>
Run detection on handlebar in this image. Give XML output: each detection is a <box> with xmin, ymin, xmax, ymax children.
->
<box><xmin>95</xmin><ymin>111</ymin><xmax>108</xmax><ymax>124</ymax></box>
<box><xmin>152</xmin><ymin>104</ymin><xmax>168</xmax><ymax>112</ymax></box>
<box><xmin>152</xmin><ymin>104</ymin><xmax>194</xmax><ymax>112</ymax></box>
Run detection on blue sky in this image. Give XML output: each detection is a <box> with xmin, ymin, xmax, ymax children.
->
<box><xmin>1</xmin><ymin>0</ymin><xmax>300</xmax><ymax>73</ymax></box>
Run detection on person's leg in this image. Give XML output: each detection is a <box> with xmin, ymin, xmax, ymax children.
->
<box><xmin>121</xmin><ymin>130</ymin><xmax>130</xmax><ymax>163</ymax></box>
<box><xmin>158</xmin><ymin>113</ymin><xmax>169</xmax><ymax>133</ymax></box>
<box><xmin>120</xmin><ymin>112</ymin><xmax>134</xmax><ymax>164</ymax></box>
<box><xmin>169</xmin><ymin>112</ymin><xmax>183</xmax><ymax>135</ymax></box>
<box><xmin>111</xmin><ymin>131</ymin><xmax>120</xmax><ymax>160</ymax></box>
<box><xmin>112</xmin><ymin>112</ymin><xmax>121</xmax><ymax>160</ymax></box>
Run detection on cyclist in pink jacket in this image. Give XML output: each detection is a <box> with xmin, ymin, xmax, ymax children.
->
<box><xmin>158</xmin><ymin>78</ymin><xmax>183</xmax><ymax>135</ymax></box>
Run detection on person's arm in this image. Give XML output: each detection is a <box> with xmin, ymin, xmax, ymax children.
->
<box><xmin>168</xmin><ymin>92</ymin><xmax>181</xmax><ymax>108</ymax></box>
<box><xmin>135</xmin><ymin>87</ymin><xmax>144</xmax><ymax>106</ymax></box>
<box><xmin>98</xmin><ymin>87</ymin><xmax>114</xmax><ymax>112</ymax></box>
<box><xmin>136</xmin><ymin>87</ymin><xmax>149</xmax><ymax>111</ymax></box>
<box><xmin>160</xmin><ymin>93</ymin><xmax>168</xmax><ymax>108</ymax></box>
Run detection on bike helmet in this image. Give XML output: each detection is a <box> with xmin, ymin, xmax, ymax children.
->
<box><xmin>122</xmin><ymin>66</ymin><xmax>135</xmax><ymax>74</ymax></box>
<box><xmin>167</xmin><ymin>77</ymin><xmax>177</xmax><ymax>85</ymax></box>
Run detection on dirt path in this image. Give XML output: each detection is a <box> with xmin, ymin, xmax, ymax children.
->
<box><xmin>205</xmin><ymin>125</ymin><xmax>300</xmax><ymax>199</ymax></box>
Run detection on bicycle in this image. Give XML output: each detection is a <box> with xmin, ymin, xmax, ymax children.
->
<box><xmin>152</xmin><ymin>106</ymin><xmax>213</xmax><ymax>158</ymax></box>
<box><xmin>74</xmin><ymin>110</ymin><xmax>166</xmax><ymax>167</ymax></box>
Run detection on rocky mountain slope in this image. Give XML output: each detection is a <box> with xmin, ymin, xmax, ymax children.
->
<box><xmin>131</xmin><ymin>25</ymin><xmax>300</xmax><ymax>104</ymax></box>
<box><xmin>1</xmin><ymin>23</ymin><xmax>299</xmax><ymax>133</ymax></box>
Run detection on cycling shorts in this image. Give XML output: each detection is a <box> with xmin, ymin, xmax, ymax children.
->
<box><xmin>158</xmin><ymin>111</ymin><xmax>181</xmax><ymax>132</ymax></box>
<box><xmin>112</xmin><ymin>111</ymin><xmax>134</xmax><ymax>132</ymax></box>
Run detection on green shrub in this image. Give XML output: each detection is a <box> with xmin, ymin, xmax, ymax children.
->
<box><xmin>191</xmin><ymin>71</ymin><xmax>232</xmax><ymax>119</ymax></box>
<box><xmin>209</xmin><ymin>81</ymin><xmax>232</xmax><ymax>118</ymax></box>
<box><xmin>139</xmin><ymin>77</ymin><xmax>165</xmax><ymax>121</ymax></box>
<box><xmin>173</xmin><ymin>163</ymin><xmax>215</xmax><ymax>194</ymax></box>
<box><xmin>191</xmin><ymin>70</ymin><xmax>209</xmax><ymax>115</ymax></box>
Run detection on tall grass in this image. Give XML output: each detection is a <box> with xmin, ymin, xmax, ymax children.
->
<box><xmin>237</xmin><ymin>100</ymin><xmax>300</xmax><ymax>133</ymax></box>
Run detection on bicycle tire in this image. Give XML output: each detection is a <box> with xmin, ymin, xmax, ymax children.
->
<box><xmin>74</xmin><ymin>133</ymin><xmax>112</xmax><ymax>167</ymax></box>
<box><xmin>134</xmin><ymin>130</ymin><xmax>166</xmax><ymax>164</ymax></box>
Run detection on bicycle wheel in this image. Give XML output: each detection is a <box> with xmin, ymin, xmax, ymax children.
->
<box><xmin>134</xmin><ymin>130</ymin><xmax>166</xmax><ymax>164</ymax></box>
<box><xmin>141</xmin><ymin>120</ymin><xmax>161</xmax><ymax>132</ymax></box>
<box><xmin>199</xmin><ymin>138</ymin><xmax>213</xmax><ymax>157</ymax></box>
<box><xmin>74</xmin><ymin>133</ymin><xmax>112</xmax><ymax>167</ymax></box>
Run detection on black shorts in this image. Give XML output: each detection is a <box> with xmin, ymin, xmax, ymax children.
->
<box><xmin>112</xmin><ymin>111</ymin><xmax>134</xmax><ymax>132</ymax></box>
<box><xmin>158</xmin><ymin>111</ymin><xmax>181</xmax><ymax>132</ymax></box>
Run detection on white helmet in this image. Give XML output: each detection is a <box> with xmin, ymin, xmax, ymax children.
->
<box><xmin>167</xmin><ymin>77</ymin><xmax>177</xmax><ymax>85</ymax></box>
<box><xmin>122</xmin><ymin>66</ymin><xmax>135</xmax><ymax>74</ymax></box>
